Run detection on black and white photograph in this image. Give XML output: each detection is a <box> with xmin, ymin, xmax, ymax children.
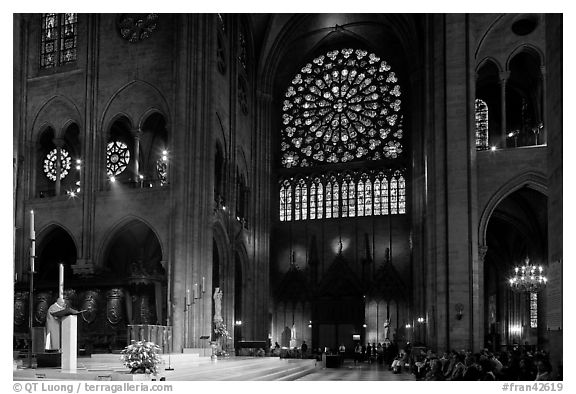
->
<box><xmin>8</xmin><ymin>7</ymin><xmax>567</xmax><ymax>391</ymax></box>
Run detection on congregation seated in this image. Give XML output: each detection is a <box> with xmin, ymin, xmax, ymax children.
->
<box><xmin>406</xmin><ymin>345</ymin><xmax>558</xmax><ymax>381</ymax></box>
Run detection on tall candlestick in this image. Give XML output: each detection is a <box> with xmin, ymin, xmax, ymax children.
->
<box><xmin>59</xmin><ymin>263</ymin><xmax>64</xmax><ymax>299</ymax></box>
<box><xmin>186</xmin><ymin>289</ymin><xmax>191</xmax><ymax>305</ymax></box>
<box><xmin>30</xmin><ymin>210</ymin><xmax>35</xmax><ymax>272</ymax></box>
<box><xmin>202</xmin><ymin>277</ymin><xmax>205</xmax><ymax>293</ymax></box>
<box><xmin>194</xmin><ymin>283</ymin><xmax>199</xmax><ymax>299</ymax></box>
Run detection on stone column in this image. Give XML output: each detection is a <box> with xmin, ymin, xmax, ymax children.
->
<box><xmin>499</xmin><ymin>71</ymin><xmax>509</xmax><ymax>148</ymax></box>
<box><xmin>53</xmin><ymin>138</ymin><xmax>65</xmax><ymax>196</ymax></box>
<box><xmin>132</xmin><ymin>129</ymin><xmax>141</xmax><ymax>184</ymax></box>
<box><xmin>539</xmin><ymin>65</ymin><xmax>547</xmax><ymax>145</ymax></box>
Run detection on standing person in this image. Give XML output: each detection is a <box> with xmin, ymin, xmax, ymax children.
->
<box><xmin>339</xmin><ymin>343</ymin><xmax>346</xmax><ymax>366</ymax></box>
<box><xmin>354</xmin><ymin>343</ymin><xmax>363</xmax><ymax>365</ymax></box>
<box><xmin>366</xmin><ymin>343</ymin><xmax>372</xmax><ymax>363</ymax></box>
<box><xmin>301</xmin><ymin>340</ymin><xmax>308</xmax><ymax>358</ymax></box>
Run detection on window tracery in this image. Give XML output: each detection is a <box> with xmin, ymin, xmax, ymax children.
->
<box><xmin>106</xmin><ymin>141</ymin><xmax>131</xmax><ymax>176</ymax></box>
<box><xmin>43</xmin><ymin>148</ymin><xmax>71</xmax><ymax>181</ymax></box>
<box><xmin>278</xmin><ymin>48</ymin><xmax>407</xmax><ymax>221</ymax></box>
<box><xmin>281</xmin><ymin>48</ymin><xmax>404</xmax><ymax>168</ymax></box>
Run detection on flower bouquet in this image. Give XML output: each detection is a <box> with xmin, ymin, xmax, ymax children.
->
<box><xmin>120</xmin><ymin>340</ymin><xmax>162</xmax><ymax>375</ymax></box>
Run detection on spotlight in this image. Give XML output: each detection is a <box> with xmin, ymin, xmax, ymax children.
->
<box><xmin>405</xmin><ymin>324</ymin><xmax>411</xmax><ymax>329</ymax></box>
<box><xmin>110</xmin><ymin>176</ymin><xmax>116</xmax><ymax>183</ymax></box>
<box><xmin>139</xmin><ymin>175</ymin><xmax>144</xmax><ymax>180</ymax></box>
<box><xmin>490</xmin><ymin>146</ymin><xmax>497</xmax><ymax>151</ymax></box>
<box><xmin>76</xmin><ymin>159</ymin><xmax>81</xmax><ymax>165</ymax></box>
<box><xmin>362</xmin><ymin>324</ymin><xmax>367</xmax><ymax>328</ymax></box>
<box><xmin>235</xmin><ymin>320</ymin><xmax>242</xmax><ymax>326</ymax></box>
<box><xmin>69</xmin><ymin>191</ymin><xmax>76</xmax><ymax>197</ymax></box>
<box><xmin>76</xmin><ymin>165</ymin><xmax>81</xmax><ymax>170</ymax></box>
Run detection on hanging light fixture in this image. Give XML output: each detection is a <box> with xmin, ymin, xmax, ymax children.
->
<box><xmin>509</xmin><ymin>257</ymin><xmax>547</xmax><ymax>293</ymax></box>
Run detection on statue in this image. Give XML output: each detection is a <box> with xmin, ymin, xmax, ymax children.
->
<box><xmin>384</xmin><ymin>318</ymin><xmax>391</xmax><ymax>339</ymax></box>
<box><xmin>45</xmin><ymin>297</ymin><xmax>65</xmax><ymax>350</ymax></box>
<box><xmin>213</xmin><ymin>288</ymin><xmax>223</xmax><ymax>324</ymax></box>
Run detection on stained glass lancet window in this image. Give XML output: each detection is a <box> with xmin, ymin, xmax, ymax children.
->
<box><xmin>373</xmin><ymin>177</ymin><xmax>382</xmax><ymax>215</ymax></box>
<box><xmin>390</xmin><ymin>173</ymin><xmax>399</xmax><ymax>215</ymax></box>
<box><xmin>281</xmin><ymin>48</ymin><xmax>403</xmax><ymax>168</ymax></box>
<box><xmin>300</xmin><ymin>178</ymin><xmax>308</xmax><ymax>220</ymax></box>
<box><xmin>309</xmin><ymin>181</ymin><xmax>317</xmax><ymax>220</ymax></box>
<box><xmin>326</xmin><ymin>179</ymin><xmax>333</xmax><ymax>219</ymax></box>
<box><xmin>357</xmin><ymin>178</ymin><xmax>365</xmax><ymax>217</ymax></box>
<box><xmin>530</xmin><ymin>292</ymin><xmax>538</xmax><ymax>328</ymax></box>
<box><xmin>475</xmin><ymin>99</ymin><xmax>489</xmax><ymax>150</ymax></box>
<box><xmin>41</xmin><ymin>13</ymin><xmax>77</xmax><ymax>69</ymax></box>
<box><xmin>106</xmin><ymin>141</ymin><xmax>131</xmax><ymax>176</ymax></box>
<box><xmin>315</xmin><ymin>178</ymin><xmax>324</xmax><ymax>219</ymax></box>
<box><xmin>397</xmin><ymin>172</ymin><xmax>406</xmax><ymax>214</ymax></box>
<box><xmin>341</xmin><ymin>177</ymin><xmax>349</xmax><ymax>218</ymax></box>
<box><xmin>357</xmin><ymin>173</ymin><xmax>372</xmax><ymax>216</ymax></box>
<box><xmin>280</xmin><ymin>180</ymin><xmax>292</xmax><ymax>222</ymax></box>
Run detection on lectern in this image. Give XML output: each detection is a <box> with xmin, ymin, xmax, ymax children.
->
<box><xmin>52</xmin><ymin>307</ymin><xmax>83</xmax><ymax>373</ymax></box>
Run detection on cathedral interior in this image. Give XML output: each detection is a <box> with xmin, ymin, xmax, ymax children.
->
<box><xmin>12</xmin><ymin>13</ymin><xmax>563</xmax><ymax>372</ymax></box>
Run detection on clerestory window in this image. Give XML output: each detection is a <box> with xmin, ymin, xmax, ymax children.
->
<box><xmin>40</xmin><ymin>13</ymin><xmax>78</xmax><ymax>69</ymax></box>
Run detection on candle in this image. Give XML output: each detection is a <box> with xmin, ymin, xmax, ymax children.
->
<box><xmin>59</xmin><ymin>263</ymin><xmax>64</xmax><ymax>299</ymax></box>
<box><xmin>186</xmin><ymin>289</ymin><xmax>191</xmax><ymax>305</ymax></box>
<box><xmin>202</xmin><ymin>277</ymin><xmax>206</xmax><ymax>293</ymax></box>
<box><xmin>194</xmin><ymin>283</ymin><xmax>199</xmax><ymax>299</ymax></box>
<box><xmin>30</xmin><ymin>210</ymin><xmax>34</xmax><ymax>239</ymax></box>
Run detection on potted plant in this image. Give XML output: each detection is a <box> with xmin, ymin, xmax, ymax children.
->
<box><xmin>120</xmin><ymin>340</ymin><xmax>162</xmax><ymax>379</ymax></box>
<box><xmin>213</xmin><ymin>322</ymin><xmax>232</xmax><ymax>359</ymax></box>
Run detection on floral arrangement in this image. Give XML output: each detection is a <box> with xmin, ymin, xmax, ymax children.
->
<box><xmin>120</xmin><ymin>340</ymin><xmax>162</xmax><ymax>375</ymax></box>
<box><xmin>213</xmin><ymin>322</ymin><xmax>232</xmax><ymax>339</ymax></box>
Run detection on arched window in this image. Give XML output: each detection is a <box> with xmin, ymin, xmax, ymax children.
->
<box><xmin>390</xmin><ymin>170</ymin><xmax>406</xmax><ymax>215</ymax></box>
<box><xmin>530</xmin><ymin>292</ymin><xmax>538</xmax><ymax>328</ymax></box>
<box><xmin>397</xmin><ymin>172</ymin><xmax>406</xmax><ymax>214</ymax></box>
<box><xmin>475</xmin><ymin>99</ymin><xmax>489</xmax><ymax>150</ymax></box>
<box><xmin>357</xmin><ymin>173</ymin><xmax>372</xmax><ymax>217</ymax></box>
<box><xmin>300</xmin><ymin>179</ymin><xmax>308</xmax><ymax>220</ymax></box>
<box><xmin>342</xmin><ymin>174</ymin><xmax>356</xmax><ymax>218</ymax></box>
<box><xmin>279</xmin><ymin>179</ymin><xmax>292</xmax><ymax>222</ymax></box>
<box><xmin>325</xmin><ymin>175</ymin><xmax>340</xmax><ymax>219</ymax></box>
<box><xmin>379</xmin><ymin>172</ymin><xmax>390</xmax><ymax>215</ymax></box>
<box><xmin>41</xmin><ymin>13</ymin><xmax>77</xmax><ymax>69</ymax></box>
<box><xmin>315</xmin><ymin>178</ymin><xmax>324</xmax><ymax>219</ymax></box>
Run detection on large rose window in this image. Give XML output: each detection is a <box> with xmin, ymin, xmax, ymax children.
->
<box><xmin>281</xmin><ymin>48</ymin><xmax>403</xmax><ymax>168</ymax></box>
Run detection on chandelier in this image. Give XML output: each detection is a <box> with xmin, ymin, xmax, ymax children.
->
<box><xmin>509</xmin><ymin>257</ymin><xmax>547</xmax><ymax>293</ymax></box>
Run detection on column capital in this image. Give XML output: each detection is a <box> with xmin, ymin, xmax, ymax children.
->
<box><xmin>539</xmin><ymin>65</ymin><xmax>546</xmax><ymax>76</ymax></box>
<box><xmin>52</xmin><ymin>137</ymin><xmax>66</xmax><ymax>147</ymax></box>
<box><xmin>499</xmin><ymin>71</ymin><xmax>510</xmax><ymax>83</ymax></box>
<box><xmin>478</xmin><ymin>245</ymin><xmax>488</xmax><ymax>262</ymax></box>
<box><xmin>131</xmin><ymin>128</ymin><xmax>142</xmax><ymax>138</ymax></box>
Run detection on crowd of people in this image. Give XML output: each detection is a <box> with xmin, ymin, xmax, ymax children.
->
<box><xmin>407</xmin><ymin>346</ymin><xmax>558</xmax><ymax>381</ymax></box>
<box><xmin>272</xmin><ymin>339</ymin><xmax>560</xmax><ymax>381</ymax></box>
<box><xmin>348</xmin><ymin>341</ymin><xmax>559</xmax><ymax>381</ymax></box>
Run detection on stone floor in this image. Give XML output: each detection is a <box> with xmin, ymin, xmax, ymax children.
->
<box><xmin>13</xmin><ymin>354</ymin><xmax>415</xmax><ymax>381</ymax></box>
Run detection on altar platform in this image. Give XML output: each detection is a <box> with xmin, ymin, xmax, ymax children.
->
<box><xmin>13</xmin><ymin>354</ymin><xmax>415</xmax><ymax>381</ymax></box>
<box><xmin>13</xmin><ymin>354</ymin><xmax>319</xmax><ymax>381</ymax></box>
